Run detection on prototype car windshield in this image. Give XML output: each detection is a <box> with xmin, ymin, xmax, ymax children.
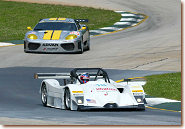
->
<box><xmin>34</xmin><ymin>22</ymin><xmax>77</xmax><ymax>31</ymax></box>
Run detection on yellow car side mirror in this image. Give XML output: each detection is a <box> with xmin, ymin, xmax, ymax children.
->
<box><xmin>82</xmin><ymin>27</ymin><xmax>86</xmax><ymax>30</ymax></box>
<box><xmin>27</xmin><ymin>27</ymin><xmax>32</xmax><ymax>30</ymax></box>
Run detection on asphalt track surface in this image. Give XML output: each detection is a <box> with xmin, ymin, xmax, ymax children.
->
<box><xmin>0</xmin><ymin>0</ymin><xmax>181</xmax><ymax>125</ymax></box>
<box><xmin>0</xmin><ymin>67</ymin><xmax>181</xmax><ymax>125</ymax></box>
<box><xmin>1</xmin><ymin>0</ymin><xmax>181</xmax><ymax>71</ymax></box>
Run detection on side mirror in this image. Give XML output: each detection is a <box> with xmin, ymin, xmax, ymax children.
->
<box><xmin>82</xmin><ymin>27</ymin><xmax>86</xmax><ymax>30</ymax></box>
<box><xmin>27</xmin><ymin>27</ymin><xmax>32</xmax><ymax>30</ymax></box>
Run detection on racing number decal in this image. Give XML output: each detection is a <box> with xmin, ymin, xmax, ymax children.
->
<box><xmin>43</xmin><ymin>30</ymin><xmax>53</xmax><ymax>40</ymax></box>
<box><xmin>52</xmin><ymin>30</ymin><xmax>62</xmax><ymax>40</ymax></box>
<box><xmin>43</xmin><ymin>30</ymin><xmax>62</xmax><ymax>40</ymax></box>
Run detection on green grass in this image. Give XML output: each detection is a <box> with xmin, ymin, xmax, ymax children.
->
<box><xmin>143</xmin><ymin>72</ymin><xmax>181</xmax><ymax>101</ymax></box>
<box><xmin>0</xmin><ymin>0</ymin><xmax>121</xmax><ymax>41</ymax></box>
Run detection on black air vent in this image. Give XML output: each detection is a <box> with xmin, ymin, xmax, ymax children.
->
<box><xmin>61</xmin><ymin>43</ymin><xmax>74</xmax><ymax>51</ymax></box>
<box><xmin>28</xmin><ymin>43</ymin><xmax>40</xmax><ymax>50</ymax></box>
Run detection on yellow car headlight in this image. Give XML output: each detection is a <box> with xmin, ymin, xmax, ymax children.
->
<box><xmin>65</xmin><ymin>34</ymin><xmax>77</xmax><ymax>40</ymax></box>
<box><xmin>27</xmin><ymin>34</ymin><xmax>38</xmax><ymax>40</ymax></box>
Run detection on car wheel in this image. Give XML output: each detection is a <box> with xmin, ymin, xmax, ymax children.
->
<box><xmin>137</xmin><ymin>104</ymin><xmax>145</xmax><ymax>111</ymax></box>
<box><xmin>86</xmin><ymin>39</ymin><xmax>90</xmax><ymax>51</ymax></box>
<box><xmin>64</xmin><ymin>88</ymin><xmax>71</xmax><ymax>110</ymax></box>
<box><xmin>41</xmin><ymin>84</ymin><xmax>47</xmax><ymax>107</ymax></box>
<box><xmin>79</xmin><ymin>41</ymin><xmax>84</xmax><ymax>54</ymax></box>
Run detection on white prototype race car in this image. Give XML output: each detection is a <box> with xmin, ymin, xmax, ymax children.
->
<box><xmin>34</xmin><ymin>68</ymin><xmax>147</xmax><ymax>111</ymax></box>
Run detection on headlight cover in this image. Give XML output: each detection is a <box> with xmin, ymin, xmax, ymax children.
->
<box><xmin>65</xmin><ymin>34</ymin><xmax>77</xmax><ymax>40</ymax></box>
<box><xmin>75</xmin><ymin>96</ymin><xmax>84</xmax><ymax>104</ymax></box>
<box><xmin>27</xmin><ymin>34</ymin><xmax>38</xmax><ymax>40</ymax></box>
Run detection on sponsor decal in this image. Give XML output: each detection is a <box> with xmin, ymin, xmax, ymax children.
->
<box><xmin>72</xmin><ymin>91</ymin><xmax>83</xmax><ymax>93</ymax></box>
<box><xmin>104</xmin><ymin>92</ymin><xmax>108</xmax><ymax>96</ymax></box>
<box><xmin>132</xmin><ymin>90</ymin><xmax>143</xmax><ymax>92</ymax></box>
<box><xmin>70</xmin><ymin>31</ymin><xmax>80</xmax><ymax>36</ymax></box>
<box><xmin>43</xmin><ymin>48</ymin><xmax>58</xmax><ymax>51</ymax></box>
<box><xmin>42</xmin><ymin>43</ymin><xmax>58</xmax><ymax>47</ymax></box>
<box><xmin>49</xmin><ymin>18</ymin><xmax>57</xmax><ymax>20</ymax></box>
<box><xmin>58</xmin><ymin>18</ymin><xmax>66</xmax><ymax>20</ymax></box>
<box><xmin>96</xmin><ymin>88</ymin><xmax>117</xmax><ymax>91</ymax></box>
<box><xmin>96</xmin><ymin>84</ymin><xmax>107</xmax><ymax>86</ymax></box>
<box><xmin>86</xmin><ymin>99</ymin><xmax>96</xmax><ymax>103</ymax></box>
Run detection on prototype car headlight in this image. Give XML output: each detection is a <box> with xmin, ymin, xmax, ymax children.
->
<box><xmin>78</xmin><ymin>99</ymin><xmax>83</xmax><ymax>104</ymax></box>
<box><xmin>75</xmin><ymin>96</ymin><xmax>84</xmax><ymax>104</ymax></box>
<box><xmin>137</xmin><ymin>98</ymin><xmax>142</xmax><ymax>103</ymax></box>
<box><xmin>65</xmin><ymin>34</ymin><xmax>77</xmax><ymax>40</ymax></box>
<box><xmin>27</xmin><ymin>34</ymin><xmax>38</xmax><ymax>40</ymax></box>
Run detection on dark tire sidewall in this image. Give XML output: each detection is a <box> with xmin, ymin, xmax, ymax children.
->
<box><xmin>64</xmin><ymin>88</ymin><xmax>71</xmax><ymax>110</ymax></box>
<box><xmin>41</xmin><ymin>84</ymin><xmax>47</xmax><ymax>107</ymax></box>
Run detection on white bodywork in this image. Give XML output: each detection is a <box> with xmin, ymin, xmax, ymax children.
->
<box><xmin>40</xmin><ymin>78</ymin><xmax>146</xmax><ymax>111</ymax></box>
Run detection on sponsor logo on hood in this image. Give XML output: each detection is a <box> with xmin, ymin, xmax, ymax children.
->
<box><xmin>96</xmin><ymin>84</ymin><xmax>107</xmax><ymax>86</ymax></box>
<box><xmin>43</xmin><ymin>48</ymin><xmax>58</xmax><ymax>51</ymax></box>
<box><xmin>96</xmin><ymin>88</ymin><xmax>117</xmax><ymax>91</ymax></box>
<box><xmin>42</xmin><ymin>43</ymin><xmax>58</xmax><ymax>46</ymax></box>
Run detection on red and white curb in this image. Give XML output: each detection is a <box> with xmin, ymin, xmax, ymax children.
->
<box><xmin>90</xmin><ymin>11</ymin><xmax>147</xmax><ymax>36</ymax></box>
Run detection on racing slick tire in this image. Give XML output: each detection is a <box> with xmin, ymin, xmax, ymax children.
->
<box><xmin>137</xmin><ymin>104</ymin><xmax>145</xmax><ymax>111</ymax></box>
<box><xmin>41</xmin><ymin>84</ymin><xmax>47</xmax><ymax>107</ymax></box>
<box><xmin>86</xmin><ymin>39</ymin><xmax>90</xmax><ymax>51</ymax></box>
<box><xmin>78</xmin><ymin>38</ymin><xmax>84</xmax><ymax>54</ymax></box>
<box><xmin>79</xmin><ymin>42</ymin><xmax>84</xmax><ymax>54</ymax></box>
<box><xmin>64</xmin><ymin>88</ymin><xmax>71</xmax><ymax>110</ymax></box>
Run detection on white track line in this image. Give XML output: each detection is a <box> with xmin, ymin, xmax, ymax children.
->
<box><xmin>0</xmin><ymin>42</ymin><xmax>15</xmax><ymax>46</ymax></box>
<box><xmin>99</xmin><ymin>27</ymin><xmax>122</xmax><ymax>30</ymax></box>
<box><xmin>146</xmin><ymin>98</ymin><xmax>181</xmax><ymax>106</ymax></box>
<box><xmin>89</xmin><ymin>30</ymin><xmax>107</xmax><ymax>34</ymax></box>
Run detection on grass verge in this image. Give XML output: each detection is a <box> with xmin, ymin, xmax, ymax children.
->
<box><xmin>143</xmin><ymin>72</ymin><xmax>181</xmax><ymax>101</ymax></box>
<box><xmin>0</xmin><ymin>0</ymin><xmax>121</xmax><ymax>41</ymax></box>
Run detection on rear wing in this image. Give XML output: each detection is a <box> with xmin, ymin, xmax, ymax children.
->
<box><xmin>74</xmin><ymin>19</ymin><xmax>88</xmax><ymax>22</ymax></box>
<box><xmin>34</xmin><ymin>73</ymin><xmax>71</xmax><ymax>79</ymax></box>
<box><xmin>34</xmin><ymin>72</ymin><xmax>104</xmax><ymax>80</ymax></box>
<box><xmin>34</xmin><ymin>68</ymin><xmax>110</xmax><ymax>84</ymax></box>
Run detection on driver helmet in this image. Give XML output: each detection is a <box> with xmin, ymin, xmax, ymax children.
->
<box><xmin>80</xmin><ymin>73</ymin><xmax>90</xmax><ymax>84</ymax></box>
